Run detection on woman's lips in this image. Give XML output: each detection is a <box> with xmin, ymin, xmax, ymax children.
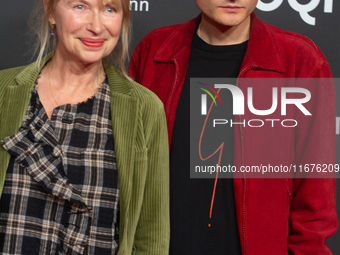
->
<box><xmin>80</xmin><ymin>38</ymin><xmax>106</xmax><ymax>48</ymax></box>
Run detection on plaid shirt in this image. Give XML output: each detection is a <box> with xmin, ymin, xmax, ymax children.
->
<box><xmin>0</xmin><ymin>78</ymin><xmax>119</xmax><ymax>255</ymax></box>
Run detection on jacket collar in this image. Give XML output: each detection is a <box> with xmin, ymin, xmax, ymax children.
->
<box><xmin>154</xmin><ymin>15</ymin><xmax>200</xmax><ymax>63</ymax></box>
<box><xmin>154</xmin><ymin>13</ymin><xmax>285</xmax><ymax>73</ymax></box>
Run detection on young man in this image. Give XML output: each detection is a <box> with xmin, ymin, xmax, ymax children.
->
<box><xmin>129</xmin><ymin>0</ymin><xmax>337</xmax><ymax>254</ymax></box>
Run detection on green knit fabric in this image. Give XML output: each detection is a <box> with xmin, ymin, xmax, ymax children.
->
<box><xmin>0</xmin><ymin>55</ymin><xmax>170</xmax><ymax>254</ymax></box>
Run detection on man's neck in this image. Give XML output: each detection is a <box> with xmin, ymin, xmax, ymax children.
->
<box><xmin>198</xmin><ymin>14</ymin><xmax>251</xmax><ymax>46</ymax></box>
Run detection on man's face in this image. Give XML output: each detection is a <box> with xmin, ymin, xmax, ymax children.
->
<box><xmin>195</xmin><ymin>0</ymin><xmax>258</xmax><ymax>28</ymax></box>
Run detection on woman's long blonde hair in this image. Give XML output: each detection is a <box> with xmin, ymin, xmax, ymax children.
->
<box><xmin>30</xmin><ymin>0</ymin><xmax>131</xmax><ymax>76</ymax></box>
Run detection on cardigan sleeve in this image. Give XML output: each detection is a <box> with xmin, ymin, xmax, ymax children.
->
<box><xmin>132</xmin><ymin>95</ymin><xmax>170</xmax><ymax>255</ymax></box>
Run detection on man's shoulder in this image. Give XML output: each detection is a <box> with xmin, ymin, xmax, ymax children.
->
<box><xmin>139</xmin><ymin>22</ymin><xmax>188</xmax><ymax>47</ymax></box>
<box><xmin>273</xmin><ymin>24</ymin><xmax>324</xmax><ymax>52</ymax></box>
<box><xmin>145</xmin><ymin>23</ymin><xmax>184</xmax><ymax>40</ymax></box>
<box><xmin>134</xmin><ymin>17</ymin><xmax>198</xmax><ymax>54</ymax></box>
<box><xmin>249</xmin><ymin>17</ymin><xmax>331</xmax><ymax>76</ymax></box>
<box><xmin>262</xmin><ymin>21</ymin><xmax>328</xmax><ymax>64</ymax></box>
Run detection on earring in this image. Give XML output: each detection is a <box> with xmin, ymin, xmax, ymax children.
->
<box><xmin>50</xmin><ymin>22</ymin><xmax>55</xmax><ymax>36</ymax></box>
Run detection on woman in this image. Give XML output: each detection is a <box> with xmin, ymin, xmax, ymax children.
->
<box><xmin>0</xmin><ymin>0</ymin><xmax>169</xmax><ymax>254</ymax></box>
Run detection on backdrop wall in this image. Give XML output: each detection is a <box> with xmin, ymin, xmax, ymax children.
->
<box><xmin>0</xmin><ymin>0</ymin><xmax>339</xmax><ymax>252</ymax></box>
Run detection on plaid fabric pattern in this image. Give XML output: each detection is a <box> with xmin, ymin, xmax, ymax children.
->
<box><xmin>0</xmin><ymin>78</ymin><xmax>119</xmax><ymax>255</ymax></box>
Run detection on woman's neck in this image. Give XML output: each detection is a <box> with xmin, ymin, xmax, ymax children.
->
<box><xmin>48</xmin><ymin>50</ymin><xmax>104</xmax><ymax>91</ymax></box>
<box><xmin>37</xmin><ymin>50</ymin><xmax>105</xmax><ymax>119</ymax></box>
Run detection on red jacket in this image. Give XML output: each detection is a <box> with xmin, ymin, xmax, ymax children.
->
<box><xmin>129</xmin><ymin>13</ymin><xmax>337</xmax><ymax>255</ymax></box>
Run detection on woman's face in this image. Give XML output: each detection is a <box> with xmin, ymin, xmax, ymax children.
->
<box><xmin>50</xmin><ymin>0</ymin><xmax>123</xmax><ymax>64</ymax></box>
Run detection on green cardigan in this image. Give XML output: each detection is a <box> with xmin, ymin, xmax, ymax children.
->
<box><xmin>0</xmin><ymin>56</ymin><xmax>170</xmax><ymax>254</ymax></box>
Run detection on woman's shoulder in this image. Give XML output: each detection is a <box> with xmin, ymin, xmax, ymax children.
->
<box><xmin>105</xmin><ymin>61</ymin><xmax>164</xmax><ymax>110</ymax></box>
<box><xmin>0</xmin><ymin>65</ymin><xmax>27</xmax><ymax>84</ymax></box>
<box><xmin>0</xmin><ymin>65</ymin><xmax>30</xmax><ymax>105</ymax></box>
<box><xmin>0</xmin><ymin>62</ymin><xmax>37</xmax><ymax>88</ymax></box>
<box><xmin>130</xmin><ymin>80</ymin><xmax>164</xmax><ymax>108</ymax></box>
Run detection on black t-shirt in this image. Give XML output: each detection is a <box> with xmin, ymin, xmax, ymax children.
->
<box><xmin>169</xmin><ymin>33</ymin><xmax>248</xmax><ymax>255</ymax></box>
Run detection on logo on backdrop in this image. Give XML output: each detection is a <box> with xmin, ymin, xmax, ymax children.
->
<box><xmin>256</xmin><ymin>0</ymin><xmax>333</xmax><ymax>25</ymax></box>
<box><xmin>130</xmin><ymin>0</ymin><xmax>149</xmax><ymax>11</ymax></box>
<box><xmin>197</xmin><ymin>81</ymin><xmax>311</xmax><ymax>128</ymax></box>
